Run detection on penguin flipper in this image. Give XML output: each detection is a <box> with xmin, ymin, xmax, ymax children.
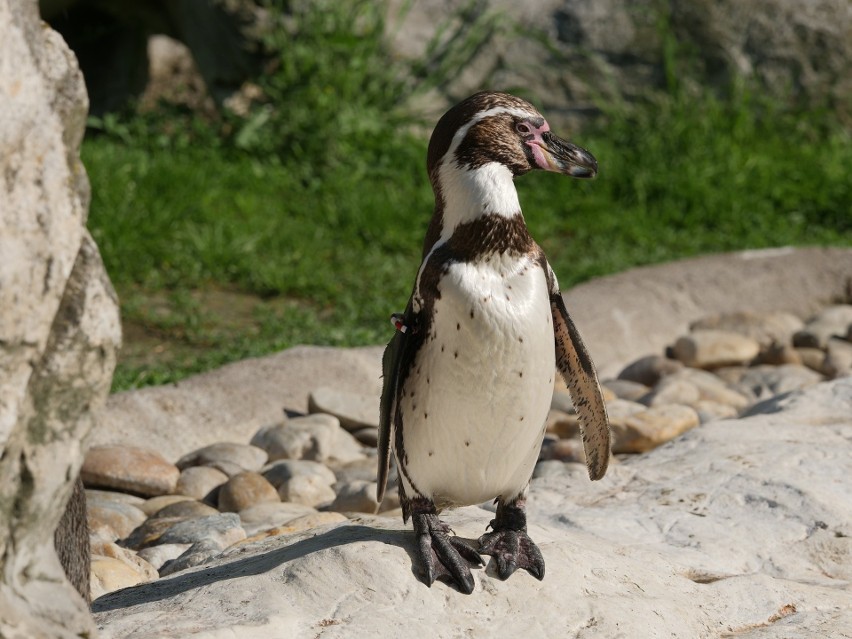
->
<box><xmin>550</xmin><ymin>293</ymin><xmax>611</xmax><ymax>480</ymax></box>
<box><xmin>377</xmin><ymin>328</ymin><xmax>403</xmax><ymax>503</ymax></box>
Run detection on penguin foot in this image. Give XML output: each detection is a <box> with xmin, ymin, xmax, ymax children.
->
<box><xmin>413</xmin><ymin>512</ymin><xmax>483</xmax><ymax>594</ymax></box>
<box><xmin>477</xmin><ymin>498</ymin><xmax>545</xmax><ymax>581</ymax></box>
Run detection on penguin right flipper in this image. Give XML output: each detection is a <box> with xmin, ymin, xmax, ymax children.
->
<box><xmin>550</xmin><ymin>292</ymin><xmax>611</xmax><ymax>481</ymax></box>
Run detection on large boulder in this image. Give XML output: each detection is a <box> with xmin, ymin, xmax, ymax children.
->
<box><xmin>389</xmin><ymin>0</ymin><xmax>851</xmax><ymax>127</ymax></box>
<box><xmin>0</xmin><ymin>0</ymin><xmax>121</xmax><ymax>636</ymax></box>
<box><xmin>92</xmin><ymin>378</ymin><xmax>852</xmax><ymax>637</ymax></box>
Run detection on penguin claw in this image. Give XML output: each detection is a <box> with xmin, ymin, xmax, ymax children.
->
<box><xmin>413</xmin><ymin>513</ymin><xmax>482</xmax><ymax>594</ymax></box>
<box><xmin>478</xmin><ymin>529</ymin><xmax>545</xmax><ymax>581</ymax></box>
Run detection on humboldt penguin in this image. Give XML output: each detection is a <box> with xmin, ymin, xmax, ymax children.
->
<box><xmin>378</xmin><ymin>91</ymin><xmax>611</xmax><ymax>594</ymax></box>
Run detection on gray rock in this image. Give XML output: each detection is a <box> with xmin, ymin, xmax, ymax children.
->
<box><xmin>617</xmin><ymin>355</ymin><xmax>683</xmax><ymax>386</ymax></box>
<box><xmin>217</xmin><ymin>472</ymin><xmax>280</xmax><ymax>513</ymax></box>
<box><xmin>539</xmin><ymin>438</ymin><xmax>586</xmax><ymax>464</ymax></box>
<box><xmin>603</xmin><ymin>398</ymin><xmax>647</xmax><ymax>429</ymax></box>
<box><xmin>277</xmin><ymin>474</ymin><xmax>336</xmax><ymax>508</ymax></box>
<box><xmin>733</xmin><ymin>364</ymin><xmax>824</xmax><ymax>400</ymax></box>
<box><xmin>822</xmin><ymin>338</ymin><xmax>852</xmax><ymax>379</ymax></box>
<box><xmin>159</xmin><ymin>539</ymin><xmax>230</xmax><ymax>577</ymax></box>
<box><xmin>138</xmin><ymin>495</ymin><xmax>195</xmax><ymax>517</ymax></box>
<box><xmin>308</xmin><ymin>387</ymin><xmax>380</xmax><ymax>432</ymax></box>
<box><xmin>82</xmin><ymin>445</ymin><xmax>180</xmax><ymax>497</ymax></box>
<box><xmin>690</xmin><ymin>311</ymin><xmax>803</xmax><ymax>348</ymax></box>
<box><xmin>692</xmin><ymin>400</ymin><xmax>738</xmax><ymax>424</ymax></box>
<box><xmin>330</xmin><ymin>481</ymin><xmax>379</xmax><ymax>514</ymax></box>
<box><xmin>545</xmin><ymin>408</ymin><xmax>580</xmax><ymax>439</ymax></box>
<box><xmin>612</xmin><ymin>404</ymin><xmax>700</xmax><ymax>454</ymax></box>
<box><xmin>136</xmin><ymin>543</ymin><xmax>192</xmax><ymax>572</ymax></box>
<box><xmin>353</xmin><ymin>427</ymin><xmax>379</xmax><ymax>447</ymax></box>
<box><xmin>123</xmin><ymin>516</ymin><xmax>191</xmax><ymax>551</ymax></box>
<box><xmin>173</xmin><ymin>465</ymin><xmax>229</xmax><ymax>501</ymax></box>
<box><xmin>550</xmin><ymin>390</ymin><xmax>578</xmax><ymax>414</ymax></box>
<box><xmin>262</xmin><ymin>459</ymin><xmax>336</xmax><ymax>487</ymax></box>
<box><xmin>601</xmin><ymin>378</ymin><xmax>650</xmax><ymax>402</ymax></box>
<box><xmin>176</xmin><ymin>442</ymin><xmax>268</xmax><ymax>474</ymax></box>
<box><xmin>91</xmin><ymin>378</ymin><xmax>852</xmax><ymax>638</ymax></box>
<box><xmin>85</xmin><ymin>497</ymin><xmax>148</xmax><ymax>541</ymax></box>
<box><xmin>158</xmin><ymin>513</ymin><xmax>245</xmax><ymax>548</ymax></box>
<box><xmin>639</xmin><ymin>378</ymin><xmax>700</xmax><ymax>407</ymax></box>
<box><xmin>251</xmin><ymin>414</ymin><xmax>365</xmax><ymax>464</ymax></box>
<box><xmin>672</xmin><ymin>330</ymin><xmax>760</xmax><ymax>369</ymax></box>
<box><xmin>149</xmin><ymin>500</ymin><xmax>219</xmax><ymax>521</ymax></box>
<box><xmin>793</xmin><ymin>304</ymin><xmax>852</xmax><ymax>349</ymax></box>
<box><xmin>238</xmin><ymin>502</ymin><xmax>318</xmax><ymax>537</ymax></box>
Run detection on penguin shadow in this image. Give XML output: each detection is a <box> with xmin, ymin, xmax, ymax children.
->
<box><xmin>91</xmin><ymin>523</ymin><xmax>427</xmax><ymax>613</ymax></box>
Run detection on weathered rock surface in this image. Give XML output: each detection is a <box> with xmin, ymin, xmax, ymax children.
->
<box><xmin>93</xmin><ymin>378</ymin><xmax>852</xmax><ymax>638</ymax></box>
<box><xmin>0</xmin><ymin>0</ymin><xmax>121</xmax><ymax>635</ymax></box>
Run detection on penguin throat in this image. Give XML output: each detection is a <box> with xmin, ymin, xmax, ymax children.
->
<box><xmin>436</xmin><ymin>161</ymin><xmax>521</xmax><ymax>244</ymax></box>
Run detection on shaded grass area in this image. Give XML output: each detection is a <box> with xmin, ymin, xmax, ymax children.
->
<box><xmin>85</xmin><ymin>89</ymin><xmax>852</xmax><ymax>390</ymax></box>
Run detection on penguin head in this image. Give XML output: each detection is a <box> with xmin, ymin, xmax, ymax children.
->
<box><xmin>426</xmin><ymin>91</ymin><xmax>597</xmax><ymax>182</ymax></box>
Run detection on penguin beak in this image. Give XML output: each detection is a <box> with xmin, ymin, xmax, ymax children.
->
<box><xmin>528</xmin><ymin>132</ymin><xmax>598</xmax><ymax>179</ymax></box>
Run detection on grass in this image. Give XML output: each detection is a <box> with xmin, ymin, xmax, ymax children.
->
<box><xmin>82</xmin><ymin>1</ymin><xmax>852</xmax><ymax>391</ymax></box>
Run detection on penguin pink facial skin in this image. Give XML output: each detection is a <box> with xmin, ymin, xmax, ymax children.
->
<box><xmin>378</xmin><ymin>91</ymin><xmax>611</xmax><ymax>594</ymax></box>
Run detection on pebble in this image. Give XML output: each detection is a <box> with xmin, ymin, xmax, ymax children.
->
<box><xmin>672</xmin><ymin>330</ymin><xmax>760</xmax><ymax>369</ymax></box>
<box><xmin>217</xmin><ymin>472</ymin><xmax>280</xmax><ymax>513</ymax></box>
<box><xmin>149</xmin><ymin>500</ymin><xmax>219</xmax><ymax>520</ymax></box>
<box><xmin>539</xmin><ymin>438</ymin><xmax>585</xmax><ymax>463</ymax></box>
<box><xmin>238</xmin><ymin>502</ymin><xmax>318</xmax><ymax>537</ymax></box>
<box><xmin>277</xmin><ymin>474</ymin><xmax>336</xmax><ymax>507</ymax></box>
<box><xmin>693</xmin><ymin>400</ymin><xmax>738</xmax><ymax>424</ymax></box>
<box><xmin>251</xmin><ymin>414</ymin><xmax>363</xmax><ymax>464</ymax></box>
<box><xmin>796</xmin><ymin>347</ymin><xmax>828</xmax><ymax>373</ymax></box>
<box><xmin>639</xmin><ymin>378</ymin><xmax>700</xmax><ymax>407</ymax></box>
<box><xmin>604</xmin><ymin>398</ymin><xmax>647</xmax><ymax>428</ymax></box>
<box><xmin>82</xmin><ymin>446</ymin><xmax>180</xmax><ymax>497</ymax></box>
<box><xmin>753</xmin><ymin>342</ymin><xmax>801</xmax><ymax>366</ymax></box>
<box><xmin>176</xmin><ymin>443</ymin><xmax>268</xmax><ymax>474</ymax></box>
<box><xmin>174</xmin><ymin>466</ymin><xmax>229</xmax><ymax>501</ymax></box>
<box><xmin>157</xmin><ymin>512</ymin><xmax>246</xmax><ymax>548</ymax></box>
<box><xmin>308</xmin><ymin>387</ymin><xmax>379</xmax><ymax>432</ymax></box>
<box><xmin>733</xmin><ymin>364</ymin><xmax>824</xmax><ymax>400</ymax></box>
<box><xmin>613</xmin><ymin>404</ymin><xmax>700</xmax><ymax>454</ymax></box>
<box><xmin>793</xmin><ymin>305</ymin><xmax>852</xmax><ymax>349</ymax></box>
<box><xmin>86</xmin><ymin>497</ymin><xmax>148</xmax><ymax>541</ymax></box>
<box><xmin>823</xmin><ymin>338</ymin><xmax>852</xmax><ymax>378</ymax></box>
<box><xmin>90</xmin><ymin>539</ymin><xmax>158</xmax><ymax>583</ymax></box>
<box><xmin>601</xmin><ymin>378</ymin><xmax>650</xmax><ymax>402</ymax></box>
<box><xmin>160</xmin><ymin>538</ymin><xmax>231</xmax><ymax>577</ymax></box>
<box><xmin>690</xmin><ymin>311</ymin><xmax>803</xmax><ymax>348</ymax></box>
<box><xmin>123</xmin><ymin>516</ymin><xmax>191</xmax><ymax>550</ymax></box>
<box><xmin>90</xmin><ymin>556</ymin><xmax>150</xmax><ymax>600</ymax></box>
<box><xmin>353</xmin><ymin>427</ymin><xmax>379</xmax><ymax>447</ymax></box>
<box><xmin>617</xmin><ymin>355</ymin><xmax>683</xmax><ymax>386</ymax></box>
<box><xmin>330</xmin><ymin>480</ymin><xmax>379</xmax><ymax>514</ymax></box>
<box><xmin>139</xmin><ymin>494</ymin><xmax>194</xmax><ymax>516</ymax></box>
<box><xmin>137</xmin><ymin>543</ymin><xmax>192</xmax><ymax>571</ymax></box>
<box><xmin>546</xmin><ymin>409</ymin><xmax>580</xmax><ymax>439</ymax></box>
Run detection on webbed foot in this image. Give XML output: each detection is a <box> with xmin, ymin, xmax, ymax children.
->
<box><xmin>477</xmin><ymin>498</ymin><xmax>545</xmax><ymax>581</ymax></box>
<box><xmin>412</xmin><ymin>510</ymin><xmax>483</xmax><ymax>594</ymax></box>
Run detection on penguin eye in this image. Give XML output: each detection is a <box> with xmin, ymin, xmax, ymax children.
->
<box><xmin>515</xmin><ymin>122</ymin><xmax>531</xmax><ymax>135</ymax></box>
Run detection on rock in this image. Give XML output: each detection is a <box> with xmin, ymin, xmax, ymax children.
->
<box><xmin>159</xmin><ymin>539</ymin><xmax>233</xmax><ymax>577</ymax></box>
<box><xmin>1</xmin><ymin>0</ymin><xmax>121</xmax><ymax>629</ymax></box>
<box><xmin>173</xmin><ymin>465</ymin><xmax>229</xmax><ymax>501</ymax></box>
<box><xmin>330</xmin><ymin>481</ymin><xmax>379</xmax><ymax>514</ymax></box>
<box><xmin>85</xmin><ymin>496</ymin><xmax>148</xmax><ymax>541</ymax></box>
<box><xmin>733</xmin><ymin>364</ymin><xmax>824</xmax><ymax>400</ymax></box>
<box><xmin>90</xmin><ymin>540</ymin><xmax>159</xmax><ymax>584</ymax></box>
<box><xmin>90</xmin><ymin>556</ymin><xmax>150</xmax><ymax>601</ymax></box>
<box><xmin>353</xmin><ymin>427</ymin><xmax>379</xmax><ymax>447</ymax></box>
<box><xmin>85</xmin><ymin>489</ymin><xmax>146</xmax><ymax>508</ymax></box>
<box><xmin>601</xmin><ymin>378</ymin><xmax>650</xmax><ymax>402</ymax></box>
<box><xmin>136</xmin><ymin>544</ymin><xmax>192</xmax><ymax>572</ymax></box>
<box><xmin>123</xmin><ymin>517</ymin><xmax>191</xmax><ymax>551</ymax></box>
<box><xmin>689</xmin><ymin>311</ymin><xmax>803</xmax><ymax>348</ymax></box>
<box><xmin>672</xmin><ymin>330</ymin><xmax>760</xmax><ymax>368</ymax></box>
<box><xmin>545</xmin><ymin>409</ymin><xmax>580</xmax><ymax>439</ymax></box>
<box><xmin>308</xmin><ymin>387</ymin><xmax>379</xmax><ymax>432</ymax></box>
<box><xmin>277</xmin><ymin>474</ymin><xmax>336</xmax><ymax>508</ymax></box>
<box><xmin>263</xmin><ymin>459</ymin><xmax>337</xmax><ymax>487</ymax></box>
<box><xmin>239</xmin><ymin>512</ymin><xmax>349</xmax><ymax>544</ymax></box>
<box><xmin>251</xmin><ymin>414</ymin><xmax>365</xmax><ymax>464</ymax></box>
<box><xmin>603</xmin><ymin>398</ymin><xmax>647</xmax><ymax>429</ymax></box>
<box><xmin>91</xmin><ymin>377</ymin><xmax>852</xmax><ymax>638</ymax></box>
<box><xmin>238</xmin><ymin>502</ymin><xmax>318</xmax><ymax>538</ymax></box>
<box><xmin>796</xmin><ymin>347</ymin><xmax>828</xmax><ymax>373</ymax></box>
<box><xmin>672</xmin><ymin>369</ymin><xmax>751</xmax><ymax>409</ymax></box>
<box><xmin>216</xmin><ymin>472</ymin><xmax>280</xmax><ymax>513</ymax></box>
<box><xmin>539</xmin><ymin>438</ymin><xmax>586</xmax><ymax>464</ymax></box>
<box><xmin>793</xmin><ymin>305</ymin><xmax>852</xmax><ymax>349</ymax></box>
<box><xmin>617</xmin><ymin>355</ymin><xmax>683</xmax><ymax>386</ymax></box>
<box><xmin>149</xmin><ymin>500</ymin><xmax>219</xmax><ymax>521</ymax></box>
<box><xmin>822</xmin><ymin>338</ymin><xmax>852</xmax><ymax>378</ymax></box>
<box><xmin>176</xmin><ymin>442</ymin><xmax>268</xmax><ymax>474</ymax></box>
<box><xmin>753</xmin><ymin>342</ymin><xmax>802</xmax><ymax>366</ymax></box>
<box><xmin>613</xmin><ymin>404</ymin><xmax>700</xmax><ymax>453</ymax></box>
<box><xmin>692</xmin><ymin>400</ymin><xmax>739</xmax><ymax>424</ymax></box>
<box><xmin>157</xmin><ymin>513</ymin><xmax>245</xmax><ymax>549</ymax></box>
<box><xmin>550</xmin><ymin>390</ymin><xmax>577</xmax><ymax>414</ymax></box>
<box><xmin>639</xmin><ymin>378</ymin><xmax>700</xmax><ymax>407</ymax></box>
<box><xmin>138</xmin><ymin>495</ymin><xmax>194</xmax><ymax>517</ymax></box>
<box><xmin>82</xmin><ymin>446</ymin><xmax>180</xmax><ymax>497</ymax></box>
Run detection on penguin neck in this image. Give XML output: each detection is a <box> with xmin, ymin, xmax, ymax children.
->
<box><xmin>425</xmin><ymin>161</ymin><xmax>524</xmax><ymax>254</ymax></box>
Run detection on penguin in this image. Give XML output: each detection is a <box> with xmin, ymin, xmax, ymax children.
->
<box><xmin>377</xmin><ymin>91</ymin><xmax>611</xmax><ymax>594</ymax></box>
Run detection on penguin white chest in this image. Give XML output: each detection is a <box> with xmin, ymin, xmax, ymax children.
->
<box><xmin>399</xmin><ymin>253</ymin><xmax>555</xmax><ymax>508</ymax></box>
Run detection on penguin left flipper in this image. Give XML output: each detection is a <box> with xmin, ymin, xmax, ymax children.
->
<box><xmin>550</xmin><ymin>293</ymin><xmax>612</xmax><ymax>481</ymax></box>
<box><xmin>377</xmin><ymin>326</ymin><xmax>402</xmax><ymax>504</ymax></box>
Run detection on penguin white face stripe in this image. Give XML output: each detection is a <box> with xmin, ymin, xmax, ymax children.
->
<box><xmin>442</xmin><ymin>105</ymin><xmax>540</xmax><ymax>167</ymax></box>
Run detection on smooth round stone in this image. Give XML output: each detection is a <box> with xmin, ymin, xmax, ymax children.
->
<box><xmin>150</xmin><ymin>500</ymin><xmax>219</xmax><ymax>520</ymax></box>
<box><xmin>263</xmin><ymin>459</ymin><xmax>336</xmax><ymax>487</ymax></box>
<box><xmin>532</xmin><ymin>460</ymin><xmax>573</xmax><ymax>479</ymax></box>
<box><xmin>672</xmin><ymin>330</ymin><xmax>760</xmax><ymax>369</ymax></box>
<box><xmin>693</xmin><ymin>400</ymin><xmax>739</xmax><ymax>424</ymax></box>
<box><xmin>277</xmin><ymin>474</ymin><xmax>336</xmax><ymax>508</ymax></box>
<box><xmin>753</xmin><ymin>342</ymin><xmax>802</xmax><ymax>366</ymax></box>
<box><xmin>139</xmin><ymin>494</ymin><xmax>194</xmax><ymax>517</ymax></box>
<box><xmin>241</xmin><ymin>512</ymin><xmax>348</xmax><ymax>543</ymax></box>
<box><xmin>330</xmin><ymin>480</ymin><xmax>379</xmax><ymax>514</ymax></box>
<box><xmin>733</xmin><ymin>364</ymin><xmax>824</xmax><ymax>400</ymax></box>
<box><xmin>377</xmin><ymin>489</ymin><xmax>400</xmax><ymax>513</ymax></box>
<box><xmin>793</xmin><ymin>305</ymin><xmax>852</xmax><ymax>349</ymax></box>
<box><xmin>539</xmin><ymin>438</ymin><xmax>585</xmax><ymax>463</ymax></box>
<box><xmin>85</xmin><ymin>489</ymin><xmax>145</xmax><ymax>507</ymax></box>
<box><xmin>329</xmin><ymin>456</ymin><xmax>394</xmax><ymax>486</ymax></box>
<box><xmin>137</xmin><ymin>543</ymin><xmax>192</xmax><ymax>572</ymax></box>
<box><xmin>601</xmin><ymin>378</ymin><xmax>650</xmax><ymax>402</ymax></box>
<box><xmin>159</xmin><ymin>538</ymin><xmax>231</xmax><ymax>577</ymax></box>
<box><xmin>613</xmin><ymin>404</ymin><xmax>700</xmax><ymax>454</ymax></box>
<box><xmin>823</xmin><ymin>338</ymin><xmax>852</xmax><ymax>378</ymax></box>
<box><xmin>176</xmin><ymin>442</ymin><xmax>268</xmax><ymax>474</ymax></box>
<box><xmin>672</xmin><ymin>369</ymin><xmax>751</xmax><ymax>409</ymax></box>
<box><xmin>90</xmin><ymin>556</ymin><xmax>149</xmax><ymax>600</ymax></box>
<box><xmin>618</xmin><ymin>355</ymin><xmax>683</xmax><ymax>386</ymax></box>
<box><xmin>604</xmin><ymin>398</ymin><xmax>647</xmax><ymax>428</ymax></box>
<box><xmin>639</xmin><ymin>378</ymin><xmax>700</xmax><ymax>407</ymax></box>
<box><xmin>82</xmin><ymin>445</ymin><xmax>180</xmax><ymax>497</ymax></box>
<box><xmin>308</xmin><ymin>387</ymin><xmax>379</xmax><ymax>432</ymax></box>
<box><xmin>174</xmin><ymin>466</ymin><xmax>229</xmax><ymax>501</ymax></box>
<box><xmin>690</xmin><ymin>311</ymin><xmax>803</xmax><ymax>348</ymax></box>
<box><xmin>545</xmin><ymin>409</ymin><xmax>580</xmax><ymax>439</ymax></box>
<box><xmin>550</xmin><ymin>390</ymin><xmax>577</xmax><ymax>414</ymax></box>
<box><xmin>158</xmin><ymin>513</ymin><xmax>246</xmax><ymax>548</ymax></box>
<box><xmin>123</xmin><ymin>516</ymin><xmax>190</xmax><ymax>550</ymax></box>
<box><xmin>90</xmin><ymin>540</ymin><xmax>158</xmax><ymax>583</ymax></box>
<box><xmin>251</xmin><ymin>415</ymin><xmax>340</xmax><ymax>463</ymax></box>
<box><xmin>796</xmin><ymin>347</ymin><xmax>828</xmax><ymax>373</ymax></box>
<box><xmin>217</xmin><ymin>472</ymin><xmax>280</xmax><ymax>513</ymax></box>
<box><xmin>86</xmin><ymin>498</ymin><xmax>148</xmax><ymax>540</ymax></box>
<box><xmin>352</xmin><ymin>427</ymin><xmax>379</xmax><ymax>447</ymax></box>
<box><xmin>238</xmin><ymin>502</ymin><xmax>318</xmax><ymax>537</ymax></box>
